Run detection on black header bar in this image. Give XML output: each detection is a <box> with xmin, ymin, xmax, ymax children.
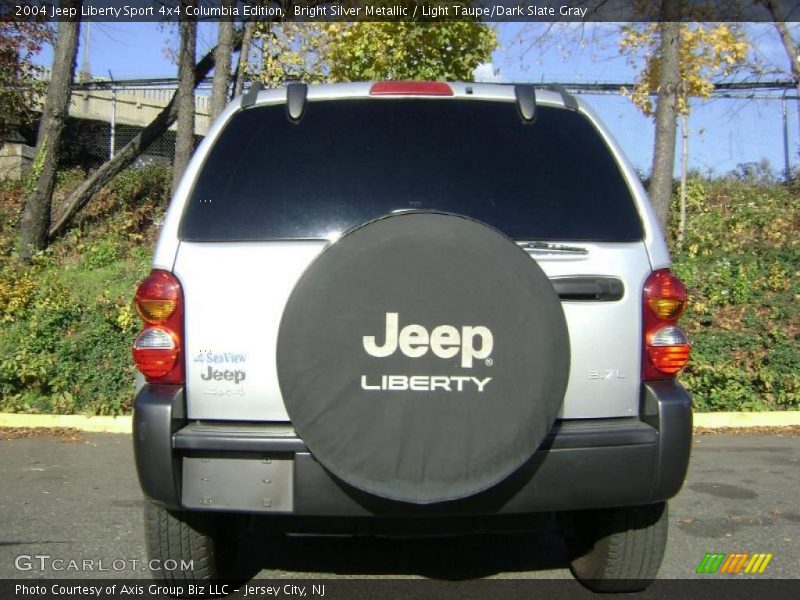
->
<box><xmin>3</xmin><ymin>0</ymin><xmax>799</xmax><ymax>23</ymax></box>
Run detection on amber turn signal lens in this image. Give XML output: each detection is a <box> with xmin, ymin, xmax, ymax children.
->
<box><xmin>644</xmin><ymin>270</ymin><xmax>687</xmax><ymax>320</ymax></box>
<box><xmin>135</xmin><ymin>270</ymin><xmax>181</xmax><ymax>324</ymax></box>
<box><xmin>136</xmin><ymin>299</ymin><xmax>177</xmax><ymax>323</ymax></box>
<box><xmin>648</xmin><ymin>297</ymin><xmax>686</xmax><ymax>320</ymax></box>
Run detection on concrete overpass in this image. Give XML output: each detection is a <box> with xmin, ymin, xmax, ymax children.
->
<box><xmin>1</xmin><ymin>81</ymin><xmax>215</xmax><ymax>180</ymax></box>
<box><xmin>66</xmin><ymin>84</ymin><xmax>213</xmax><ymax>137</ymax></box>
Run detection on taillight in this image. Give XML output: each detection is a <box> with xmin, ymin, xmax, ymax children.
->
<box><xmin>132</xmin><ymin>269</ymin><xmax>184</xmax><ymax>384</ymax></box>
<box><xmin>643</xmin><ymin>269</ymin><xmax>690</xmax><ymax>380</ymax></box>
<box><xmin>369</xmin><ymin>81</ymin><xmax>454</xmax><ymax>96</ymax></box>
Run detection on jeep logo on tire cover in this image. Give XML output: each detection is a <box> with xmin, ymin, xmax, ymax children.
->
<box><xmin>363</xmin><ymin>312</ymin><xmax>493</xmax><ymax>368</ymax></box>
<box><xmin>361</xmin><ymin>312</ymin><xmax>494</xmax><ymax>393</ymax></box>
<box><xmin>276</xmin><ymin>212</ymin><xmax>570</xmax><ymax>504</ymax></box>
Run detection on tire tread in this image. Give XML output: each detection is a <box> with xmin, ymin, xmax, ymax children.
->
<box><xmin>144</xmin><ymin>501</ymin><xmax>218</xmax><ymax>583</ymax></box>
<box><xmin>562</xmin><ymin>502</ymin><xmax>668</xmax><ymax>592</ymax></box>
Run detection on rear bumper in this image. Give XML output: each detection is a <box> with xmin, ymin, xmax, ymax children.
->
<box><xmin>133</xmin><ymin>381</ymin><xmax>692</xmax><ymax>515</ymax></box>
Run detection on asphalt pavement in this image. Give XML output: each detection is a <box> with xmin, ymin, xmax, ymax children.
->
<box><xmin>0</xmin><ymin>429</ymin><xmax>798</xmax><ymax>585</ymax></box>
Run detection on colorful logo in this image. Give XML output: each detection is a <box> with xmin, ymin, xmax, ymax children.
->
<box><xmin>696</xmin><ymin>552</ymin><xmax>773</xmax><ymax>574</ymax></box>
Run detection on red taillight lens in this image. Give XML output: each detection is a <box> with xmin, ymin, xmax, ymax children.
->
<box><xmin>133</xmin><ymin>270</ymin><xmax>184</xmax><ymax>384</ymax></box>
<box><xmin>644</xmin><ymin>269</ymin><xmax>687</xmax><ymax>320</ymax></box>
<box><xmin>647</xmin><ymin>325</ymin><xmax>691</xmax><ymax>374</ymax></box>
<box><xmin>643</xmin><ymin>269</ymin><xmax>691</xmax><ymax>380</ymax></box>
<box><xmin>133</xmin><ymin>328</ymin><xmax>179</xmax><ymax>378</ymax></box>
<box><xmin>370</xmin><ymin>81</ymin><xmax>454</xmax><ymax>96</ymax></box>
<box><xmin>135</xmin><ymin>269</ymin><xmax>180</xmax><ymax>324</ymax></box>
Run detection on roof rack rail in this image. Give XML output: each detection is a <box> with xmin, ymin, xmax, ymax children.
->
<box><xmin>514</xmin><ymin>84</ymin><xmax>536</xmax><ymax>122</ymax></box>
<box><xmin>544</xmin><ymin>85</ymin><xmax>579</xmax><ymax>110</ymax></box>
<box><xmin>240</xmin><ymin>81</ymin><xmax>263</xmax><ymax>109</ymax></box>
<box><xmin>286</xmin><ymin>82</ymin><xmax>308</xmax><ymax>124</ymax></box>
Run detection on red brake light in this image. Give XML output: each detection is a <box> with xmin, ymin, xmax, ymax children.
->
<box><xmin>370</xmin><ymin>81</ymin><xmax>454</xmax><ymax>96</ymax></box>
<box><xmin>643</xmin><ymin>269</ymin><xmax>690</xmax><ymax>380</ymax></box>
<box><xmin>133</xmin><ymin>328</ymin><xmax>180</xmax><ymax>379</ymax></box>
<box><xmin>644</xmin><ymin>269</ymin><xmax>687</xmax><ymax>320</ymax></box>
<box><xmin>135</xmin><ymin>269</ymin><xmax>180</xmax><ymax>324</ymax></box>
<box><xmin>133</xmin><ymin>270</ymin><xmax>184</xmax><ymax>384</ymax></box>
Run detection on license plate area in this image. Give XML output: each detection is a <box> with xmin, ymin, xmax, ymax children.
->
<box><xmin>182</xmin><ymin>453</ymin><xmax>293</xmax><ymax>512</ymax></box>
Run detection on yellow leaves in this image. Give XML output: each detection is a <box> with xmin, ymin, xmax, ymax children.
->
<box><xmin>620</xmin><ymin>24</ymin><xmax>749</xmax><ymax>117</ymax></box>
<box><xmin>115</xmin><ymin>303</ymin><xmax>136</xmax><ymax>333</ymax></box>
<box><xmin>767</xmin><ymin>263</ymin><xmax>790</xmax><ymax>292</ymax></box>
<box><xmin>0</xmin><ymin>271</ymin><xmax>37</xmax><ymax>322</ymax></box>
<box><xmin>252</xmin><ymin>18</ymin><xmax>496</xmax><ymax>87</ymax></box>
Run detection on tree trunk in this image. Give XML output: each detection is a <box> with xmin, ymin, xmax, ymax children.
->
<box><xmin>233</xmin><ymin>18</ymin><xmax>257</xmax><ymax>97</ymax></box>
<box><xmin>764</xmin><ymin>1</ymin><xmax>800</xmax><ymax>143</ymax></box>
<box><xmin>172</xmin><ymin>4</ymin><xmax>197</xmax><ymax>196</ymax></box>
<box><xmin>648</xmin><ymin>18</ymin><xmax>681</xmax><ymax>236</ymax></box>
<box><xmin>677</xmin><ymin>112</ymin><xmax>689</xmax><ymax>251</ymax></box>
<box><xmin>210</xmin><ymin>0</ymin><xmax>235</xmax><ymax>119</ymax></box>
<box><xmin>49</xmin><ymin>32</ymin><xmax>244</xmax><ymax>240</ymax></box>
<box><xmin>764</xmin><ymin>1</ymin><xmax>800</xmax><ymax>78</ymax></box>
<box><xmin>17</xmin><ymin>4</ymin><xmax>81</xmax><ymax>261</ymax></box>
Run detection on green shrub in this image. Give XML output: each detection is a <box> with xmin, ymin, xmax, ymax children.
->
<box><xmin>0</xmin><ymin>165</ymin><xmax>163</xmax><ymax>415</ymax></box>
<box><xmin>0</xmin><ymin>257</ymin><xmax>149</xmax><ymax>415</ymax></box>
<box><xmin>0</xmin><ymin>168</ymin><xmax>797</xmax><ymax>414</ymax></box>
<box><xmin>670</xmin><ymin>177</ymin><xmax>800</xmax><ymax>411</ymax></box>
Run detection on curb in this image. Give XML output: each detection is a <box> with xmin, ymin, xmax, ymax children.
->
<box><xmin>0</xmin><ymin>413</ymin><xmax>132</xmax><ymax>433</ymax></box>
<box><xmin>2</xmin><ymin>411</ymin><xmax>800</xmax><ymax>434</ymax></box>
<box><xmin>693</xmin><ymin>411</ymin><xmax>800</xmax><ymax>428</ymax></box>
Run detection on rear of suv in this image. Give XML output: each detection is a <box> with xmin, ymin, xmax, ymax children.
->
<box><xmin>132</xmin><ymin>81</ymin><xmax>692</xmax><ymax>592</ymax></box>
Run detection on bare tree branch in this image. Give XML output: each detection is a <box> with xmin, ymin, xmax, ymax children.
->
<box><xmin>764</xmin><ymin>0</ymin><xmax>800</xmax><ymax>82</ymax></box>
<box><xmin>48</xmin><ymin>29</ymin><xmax>244</xmax><ymax>239</ymax></box>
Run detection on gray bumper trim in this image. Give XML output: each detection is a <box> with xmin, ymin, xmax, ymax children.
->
<box><xmin>171</xmin><ymin>418</ymin><xmax>655</xmax><ymax>454</ymax></box>
<box><xmin>173</xmin><ymin>422</ymin><xmax>306</xmax><ymax>453</ymax></box>
<box><xmin>133</xmin><ymin>381</ymin><xmax>692</xmax><ymax>515</ymax></box>
<box><xmin>132</xmin><ymin>385</ymin><xmax>185</xmax><ymax>511</ymax></box>
<box><xmin>643</xmin><ymin>380</ymin><xmax>694</xmax><ymax>499</ymax></box>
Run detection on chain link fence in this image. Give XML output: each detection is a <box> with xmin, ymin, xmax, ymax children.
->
<box><xmin>51</xmin><ymin>83</ymin><xmax>212</xmax><ymax>169</ymax></box>
<box><xmin>572</xmin><ymin>87</ymin><xmax>799</xmax><ymax>182</ymax></box>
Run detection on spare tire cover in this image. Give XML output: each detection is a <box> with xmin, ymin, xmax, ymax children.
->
<box><xmin>277</xmin><ymin>212</ymin><xmax>569</xmax><ymax>504</ymax></box>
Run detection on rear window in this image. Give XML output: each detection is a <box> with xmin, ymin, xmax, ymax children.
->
<box><xmin>179</xmin><ymin>99</ymin><xmax>643</xmax><ymax>242</ymax></box>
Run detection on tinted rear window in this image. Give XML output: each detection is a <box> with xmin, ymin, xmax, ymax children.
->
<box><xmin>179</xmin><ymin>99</ymin><xmax>643</xmax><ymax>242</ymax></box>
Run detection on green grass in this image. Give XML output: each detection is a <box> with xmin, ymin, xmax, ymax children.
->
<box><xmin>0</xmin><ymin>166</ymin><xmax>165</xmax><ymax>415</ymax></box>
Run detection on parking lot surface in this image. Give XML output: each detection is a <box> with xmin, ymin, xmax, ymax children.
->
<box><xmin>1</xmin><ymin>429</ymin><xmax>797</xmax><ymax>584</ymax></box>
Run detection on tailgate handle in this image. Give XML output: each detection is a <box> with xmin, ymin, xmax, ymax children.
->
<box><xmin>551</xmin><ymin>277</ymin><xmax>624</xmax><ymax>301</ymax></box>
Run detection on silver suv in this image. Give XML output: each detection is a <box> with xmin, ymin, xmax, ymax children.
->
<box><xmin>132</xmin><ymin>81</ymin><xmax>692</xmax><ymax>592</ymax></box>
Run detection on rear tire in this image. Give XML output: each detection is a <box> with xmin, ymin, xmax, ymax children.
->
<box><xmin>559</xmin><ymin>502</ymin><xmax>668</xmax><ymax>592</ymax></box>
<box><xmin>144</xmin><ymin>500</ymin><xmax>239</xmax><ymax>583</ymax></box>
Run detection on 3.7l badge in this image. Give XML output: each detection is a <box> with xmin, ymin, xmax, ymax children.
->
<box><xmin>588</xmin><ymin>369</ymin><xmax>627</xmax><ymax>380</ymax></box>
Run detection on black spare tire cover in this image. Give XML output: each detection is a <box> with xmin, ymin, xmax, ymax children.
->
<box><xmin>277</xmin><ymin>212</ymin><xmax>570</xmax><ymax>504</ymax></box>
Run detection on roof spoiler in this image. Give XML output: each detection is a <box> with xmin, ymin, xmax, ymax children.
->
<box><xmin>240</xmin><ymin>81</ymin><xmax>263</xmax><ymax>109</ymax></box>
<box><xmin>240</xmin><ymin>81</ymin><xmax>308</xmax><ymax>124</ymax></box>
<box><xmin>514</xmin><ymin>85</ymin><xmax>536</xmax><ymax>123</ymax></box>
<box><xmin>545</xmin><ymin>85</ymin><xmax>579</xmax><ymax>111</ymax></box>
<box><xmin>513</xmin><ymin>83</ymin><xmax>579</xmax><ymax>122</ymax></box>
<box><xmin>286</xmin><ymin>82</ymin><xmax>308</xmax><ymax>124</ymax></box>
